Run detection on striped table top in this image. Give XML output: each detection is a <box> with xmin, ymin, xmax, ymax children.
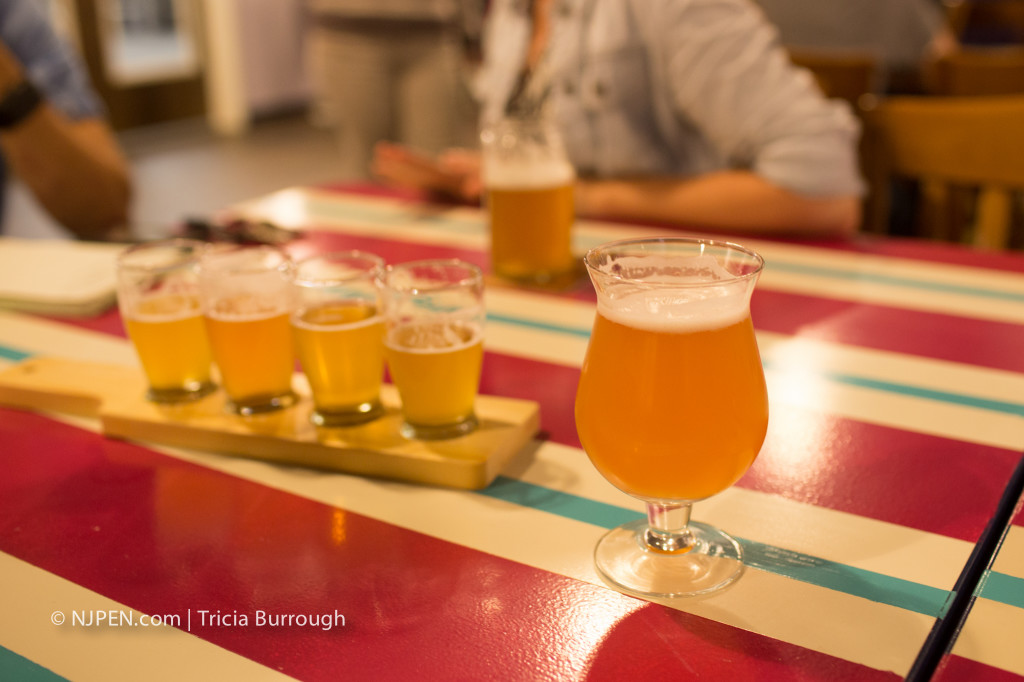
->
<box><xmin>1</xmin><ymin>187</ymin><xmax>1023</xmax><ymax>681</ymax></box>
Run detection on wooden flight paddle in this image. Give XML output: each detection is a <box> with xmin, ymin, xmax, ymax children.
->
<box><xmin>0</xmin><ymin>356</ymin><xmax>540</xmax><ymax>490</ymax></box>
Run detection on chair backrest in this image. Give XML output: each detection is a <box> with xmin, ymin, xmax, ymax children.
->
<box><xmin>788</xmin><ymin>49</ymin><xmax>879</xmax><ymax>107</ymax></box>
<box><xmin>931</xmin><ymin>47</ymin><xmax>1024</xmax><ymax>95</ymax></box>
<box><xmin>950</xmin><ymin>0</ymin><xmax>1024</xmax><ymax>44</ymax></box>
<box><xmin>861</xmin><ymin>95</ymin><xmax>1024</xmax><ymax>247</ymax></box>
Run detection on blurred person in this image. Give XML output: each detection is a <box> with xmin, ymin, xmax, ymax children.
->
<box><xmin>0</xmin><ymin>0</ymin><xmax>132</xmax><ymax>240</ymax></box>
<box><xmin>753</xmin><ymin>0</ymin><xmax>958</xmax><ymax>93</ymax></box>
<box><xmin>304</xmin><ymin>0</ymin><xmax>482</xmax><ymax>180</ymax></box>
<box><xmin>373</xmin><ymin>0</ymin><xmax>865</xmax><ymax>237</ymax></box>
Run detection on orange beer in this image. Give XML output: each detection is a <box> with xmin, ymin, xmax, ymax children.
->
<box><xmin>482</xmin><ymin>117</ymin><xmax>576</xmax><ymax>285</ymax></box>
<box><xmin>487</xmin><ymin>180</ymin><xmax>575</xmax><ymax>283</ymax></box>
<box><xmin>204</xmin><ymin>294</ymin><xmax>295</xmax><ymax>412</ymax></box>
<box><xmin>575</xmin><ymin>310</ymin><xmax>768</xmax><ymax>502</ymax></box>
<box><xmin>292</xmin><ymin>302</ymin><xmax>386</xmax><ymax>424</ymax></box>
<box><xmin>123</xmin><ymin>293</ymin><xmax>215</xmax><ymax>400</ymax></box>
<box><xmin>385</xmin><ymin>320</ymin><xmax>483</xmax><ymax>428</ymax></box>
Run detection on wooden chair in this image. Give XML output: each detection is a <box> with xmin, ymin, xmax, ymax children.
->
<box><xmin>861</xmin><ymin>95</ymin><xmax>1024</xmax><ymax>248</ymax></box>
<box><xmin>930</xmin><ymin>46</ymin><xmax>1024</xmax><ymax>95</ymax></box>
<box><xmin>947</xmin><ymin>0</ymin><xmax>1024</xmax><ymax>45</ymax></box>
<box><xmin>787</xmin><ymin>49</ymin><xmax>880</xmax><ymax>108</ymax></box>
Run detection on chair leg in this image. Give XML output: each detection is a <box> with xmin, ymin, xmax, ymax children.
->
<box><xmin>973</xmin><ymin>187</ymin><xmax>1011</xmax><ymax>249</ymax></box>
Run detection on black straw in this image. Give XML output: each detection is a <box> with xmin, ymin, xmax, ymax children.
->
<box><xmin>905</xmin><ymin>451</ymin><xmax>1024</xmax><ymax>681</ymax></box>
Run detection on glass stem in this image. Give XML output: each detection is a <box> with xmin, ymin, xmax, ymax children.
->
<box><xmin>644</xmin><ymin>502</ymin><xmax>696</xmax><ymax>554</ymax></box>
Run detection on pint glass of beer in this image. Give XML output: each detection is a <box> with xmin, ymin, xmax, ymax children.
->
<box><xmin>481</xmin><ymin>117</ymin><xmax>575</xmax><ymax>286</ymax></box>
<box><xmin>291</xmin><ymin>251</ymin><xmax>387</xmax><ymax>426</ymax></box>
<box><xmin>198</xmin><ymin>244</ymin><xmax>297</xmax><ymax>415</ymax></box>
<box><xmin>382</xmin><ymin>259</ymin><xmax>484</xmax><ymax>440</ymax></box>
<box><xmin>575</xmin><ymin>238</ymin><xmax>768</xmax><ymax>598</ymax></box>
<box><xmin>116</xmin><ymin>239</ymin><xmax>216</xmax><ymax>403</ymax></box>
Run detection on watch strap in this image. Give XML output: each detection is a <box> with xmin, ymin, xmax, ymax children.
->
<box><xmin>0</xmin><ymin>80</ymin><xmax>43</xmax><ymax>129</ymax></box>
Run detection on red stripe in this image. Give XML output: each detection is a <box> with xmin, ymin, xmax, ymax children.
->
<box><xmin>23</xmin><ymin>310</ymin><xmax>1020</xmax><ymax>544</ymax></box>
<box><xmin>317</xmin><ymin>182</ymin><xmax>1024</xmax><ymax>272</ymax></box>
<box><xmin>37</xmin><ymin>307</ymin><xmax>127</xmax><ymax>339</ymax></box>
<box><xmin>0</xmin><ymin>409</ymin><xmax>896</xmax><ymax>681</ymax></box>
<box><xmin>752</xmin><ymin>290</ymin><xmax>1024</xmax><ymax>373</ymax></box>
<box><xmin>481</xmin><ymin>351</ymin><xmax>1020</xmax><ymax>544</ymax></box>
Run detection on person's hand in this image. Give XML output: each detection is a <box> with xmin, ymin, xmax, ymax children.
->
<box><xmin>372</xmin><ymin>142</ymin><xmax>482</xmax><ymax>203</ymax></box>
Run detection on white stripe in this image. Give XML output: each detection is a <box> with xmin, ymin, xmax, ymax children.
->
<box><xmin>995</xmin><ymin>525</ymin><xmax>1024</xmax><ymax>580</ymax></box>
<box><xmin>0</xmin><ymin>553</ymin><xmax>293</xmax><ymax>682</ymax></box>
<box><xmin>3</xmin><ymin>294</ymin><xmax>1023</xmax><ymax>453</ymax></box>
<box><xmin>239</xmin><ymin>190</ymin><xmax>1024</xmax><ymax>324</ymax></box>
<box><xmin>0</xmin><ymin>311</ymin><xmax>136</xmax><ymax>366</ymax></box>
<box><xmin>958</xmin><ymin>521</ymin><xmax>1024</xmax><ymax>674</ymax></box>
<box><xmin>950</xmin><ymin>599</ymin><xmax>1024</xmax><ymax>675</ymax></box>
<box><xmin>476</xmin><ymin>290</ymin><xmax>1024</xmax><ymax>450</ymax></box>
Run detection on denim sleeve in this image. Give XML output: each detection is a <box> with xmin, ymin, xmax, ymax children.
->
<box><xmin>0</xmin><ymin>0</ymin><xmax>104</xmax><ymax>120</ymax></box>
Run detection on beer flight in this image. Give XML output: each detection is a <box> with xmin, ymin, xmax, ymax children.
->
<box><xmin>115</xmin><ymin>110</ymin><xmax>770</xmax><ymax>599</ymax></box>
<box><xmin>116</xmin><ymin>240</ymin><xmax>485</xmax><ymax>441</ymax></box>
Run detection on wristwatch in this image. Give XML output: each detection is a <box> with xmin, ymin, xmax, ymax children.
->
<box><xmin>0</xmin><ymin>79</ymin><xmax>43</xmax><ymax>129</ymax></box>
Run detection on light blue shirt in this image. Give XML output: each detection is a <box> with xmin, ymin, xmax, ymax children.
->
<box><xmin>478</xmin><ymin>0</ymin><xmax>865</xmax><ymax>198</ymax></box>
<box><xmin>0</xmin><ymin>0</ymin><xmax>102</xmax><ymax>119</ymax></box>
<box><xmin>0</xmin><ymin>0</ymin><xmax>103</xmax><ymax>226</ymax></box>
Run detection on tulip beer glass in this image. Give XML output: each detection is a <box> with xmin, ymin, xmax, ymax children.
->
<box><xmin>199</xmin><ymin>244</ymin><xmax>297</xmax><ymax>415</ymax></box>
<box><xmin>291</xmin><ymin>251</ymin><xmax>387</xmax><ymax>426</ymax></box>
<box><xmin>382</xmin><ymin>260</ymin><xmax>484</xmax><ymax>440</ymax></box>
<box><xmin>575</xmin><ymin>238</ymin><xmax>768</xmax><ymax>598</ymax></box>
<box><xmin>117</xmin><ymin>239</ymin><xmax>217</xmax><ymax>403</ymax></box>
<box><xmin>481</xmin><ymin>117</ymin><xmax>575</xmax><ymax>286</ymax></box>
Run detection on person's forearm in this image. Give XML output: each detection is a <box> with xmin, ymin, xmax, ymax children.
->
<box><xmin>0</xmin><ymin>44</ymin><xmax>130</xmax><ymax>239</ymax></box>
<box><xmin>0</xmin><ymin>105</ymin><xmax>132</xmax><ymax>239</ymax></box>
<box><xmin>575</xmin><ymin>171</ymin><xmax>861</xmax><ymax>236</ymax></box>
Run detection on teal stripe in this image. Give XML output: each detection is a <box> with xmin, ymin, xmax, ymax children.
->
<box><xmin>0</xmin><ymin>345</ymin><xmax>31</xmax><ymax>362</ymax></box>
<box><xmin>483</xmin><ymin>311</ymin><xmax>1024</xmax><ymax>419</ymax></box>
<box><xmin>0</xmin><ymin>646</ymin><xmax>68</xmax><ymax>682</ymax></box>
<box><xmin>978</xmin><ymin>571</ymin><xmax>1024</xmax><ymax>608</ymax></box>
<box><xmin>486</xmin><ymin>312</ymin><xmax>591</xmax><ymax>339</ymax></box>
<box><xmin>742</xmin><ymin>543</ymin><xmax>952</xmax><ymax>617</ymax></box>
<box><xmin>479</xmin><ymin>476</ymin><xmax>969</xmax><ymax>616</ymax></box>
<box><xmin>481</xmin><ymin>475</ymin><xmax>642</xmax><ymax>529</ymax></box>
<box><xmin>308</xmin><ymin>198</ymin><xmax>1024</xmax><ymax>302</ymax></box>
<box><xmin>764</xmin><ymin>260</ymin><xmax>1024</xmax><ymax>305</ymax></box>
<box><xmin>816</xmin><ymin>370</ymin><xmax>1024</xmax><ymax>418</ymax></box>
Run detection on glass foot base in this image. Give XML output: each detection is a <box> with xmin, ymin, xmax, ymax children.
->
<box><xmin>400</xmin><ymin>414</ymin><xmax>478</xmax><ymax>441</ymax></box>
<box><xmin>226</xmin><ymin>391</ymin><xmax>298</xmax><ymax>416</ymax></box>
<box><xmin>311</xmin><ymin>401</ymin><xmax>384</xmax><ymax>427</ymax></box>
<box><xmin>594</xmin><ymin>519</ymin><xmax>744</xmax><ymax>599</ymax></box>
<box><xmin>146</xmin><ymin>381</ymin><xmax>217</xmax><ymax>404</ymax></box>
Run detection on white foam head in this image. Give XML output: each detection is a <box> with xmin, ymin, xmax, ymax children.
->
<box><xmin>484</xmin><ymin>156</ymin><xmax>574</xmax><ymax>189</ymax></box>
<box><xmin>595</xmin><ymin>254</ymin><xmax>753</xmax><ymax>332</ymax></box>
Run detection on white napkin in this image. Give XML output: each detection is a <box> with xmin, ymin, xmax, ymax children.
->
<box><xmin>0</xmin><ymin>237</ymin><xmax>123</xmax><ymax>317</ymax></box>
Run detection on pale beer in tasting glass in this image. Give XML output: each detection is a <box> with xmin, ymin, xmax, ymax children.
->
<box><xmin>481</xmin><ymin>117</ymin><xmax>576</xmax><ymax>286</ymax></box>
<box><xmin>116</xmin><ymin>239</ymin><xmax>216</xmax><ymax>403</ymax></box>
<box><xmin>574</xmin><ymin>238</ymin><xmax>768</xmax><ymax>598</ymax></box>
<box><xmin>291</xmin><ymin>251</ymin><xmax>387</xmax><ymax>426</ymax></box>
<box><xmin>382</xmin><ymin>260</ymin><xmax>484</xmax><ymax>440</ymax></box>
<box><xmin>198</xmin><ymin>244</ymin><xmax>297</xmax><ymax>415</ymax></box>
